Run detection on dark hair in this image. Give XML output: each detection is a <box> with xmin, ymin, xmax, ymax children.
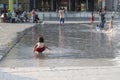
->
<box><xmin>37</xmin><ymin>36</ymin><xmax>44</xmax><ymax>42</ymax></box>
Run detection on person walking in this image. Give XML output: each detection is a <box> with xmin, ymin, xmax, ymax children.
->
<box><xmin>27</xmin><ymin>11</ymin><xmax>31</xmax><ymax>22</ymax></box>
<box><xmin>58</xmin><ymin>7</ymin><xmax>65</xmax><ymax>24</ymax></box>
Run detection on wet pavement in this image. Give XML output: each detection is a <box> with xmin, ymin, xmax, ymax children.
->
<box><xmin>0</xmin><ymin>23</ymin><xmax>120</xmax><ymax>67</ymax></box>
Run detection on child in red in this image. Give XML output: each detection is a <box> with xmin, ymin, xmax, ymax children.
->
<box><xmin>33</xmin><ymin>35</ymin><xmax>49</xmax><ymax>54</ymax></box>
<box><xmin>90</xmin><ymin>12</ymin><xmax>94</xmax><ymax>23</ymax></box>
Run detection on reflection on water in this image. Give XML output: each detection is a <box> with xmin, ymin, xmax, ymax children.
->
<box><xmin>33</xmin><ymin>23</ymin><xmax>120</xmax><ymax>67</ymax></box>
<box><xmin>58</xmin><ymin>25</ymin><xmax>64</xmax><ymax>47</ymax></box>
<box><xmin>1</xmin><ymin>23</ymin><xmax>120</xmax><ymax>67</ymax></box>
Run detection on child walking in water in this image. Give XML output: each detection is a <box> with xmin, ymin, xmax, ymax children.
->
<box><xmin>90</xmin><ymin>12</ymin><xmax>94</xmax><ymax>24</ymax></box>
<box><xmin>33</xmin><ymin>35</ymin><xmax>50</xmax><ymax>54</ymax></box>
<box><xmin>108</xmin><ymin>15</ymin><xmax>114</xmax><ymax>32</ymax></box>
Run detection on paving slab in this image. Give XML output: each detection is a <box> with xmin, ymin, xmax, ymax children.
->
<box><xmin>0</xmin><ymin>67</ymin><xmax>120</xmax><ymax>80</ymax></box>
<box><xmin>0</xmin><ymin>23</ymin><xmax>35</xmax><ymax>60</ymax></box>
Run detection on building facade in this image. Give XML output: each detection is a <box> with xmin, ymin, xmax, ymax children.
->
<box><xmin>30</xmin><ymin>0</ymin><xmax>95</xmax><ymax>11</ymax></box>
<box><xmin>0</xmin><ymin>0</ymin><xmax>30</xmax><ymax>11</ymax></box>
<box><xmin>29</xmin><ymin>0</ymin><xmax>120</xmax><ymax>11</ymax></box>
<box><xmin>0</xmin><ymin>0</ymin><xmax>120</xmax><ymax>11</ymax></box>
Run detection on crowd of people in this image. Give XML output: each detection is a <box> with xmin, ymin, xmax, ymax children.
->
<box><xmin>90</xmin><ymin>8</ymin><xmax>114</xmax><ymax>32</ymax></box>
<box><xmin>0</xmin><ymin>8</ymin><xmax>40</xmax><ymax>23</ymax></box>
<box><xmin>0</xmin><ymin>7</ymin><xmax>114</xmax><ymax>33</ymax></box>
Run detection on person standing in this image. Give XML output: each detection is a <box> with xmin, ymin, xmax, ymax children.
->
<box><xmin>90</xmin><ymin>12</ymin><xmax>94</xmax><ymax>24</ymax></box>
<box><xmin>99</xmin><ymin>11</ymin><xmax>106</xmax><ymax>30</ymax></box>
<box><xmin>31</xmin><ymin>8</ymin><xmax>36</xmax><ymax>23</ymax></box>
<box><xmin>58</xmin><ymin>7</ymin><xmax>65</xmax><ymax>24</ymax></box>
<box><xmin>108</xmin><ymin>15</ymin><xmax>114</xmax><ymax>32</ymax></box>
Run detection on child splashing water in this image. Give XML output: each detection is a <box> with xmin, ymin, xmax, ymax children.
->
<box><xmin>33</xmin><ymin>35</ymin><xmax>50</xmax><ymax>54</ymax></box>
<box><xmin>108</xmin><ymin>15</ymin><xmax>114</xmax><ymax>32</ymax></box>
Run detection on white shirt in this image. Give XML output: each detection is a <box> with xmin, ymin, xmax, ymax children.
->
<box><xmin>59</xmin><ymin>9</ymin><xmax>64</xmax><ymax>18</ymax></box>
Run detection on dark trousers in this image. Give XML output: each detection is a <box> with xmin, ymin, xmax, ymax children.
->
<box><xmin>99</xmin><ymin>21</ymin><xmax>105</xmax><ymax>29</ymax></box>
<box><xmin>60</xmin><ymin>18</ymin><xmax>64</xmax><ymax>24</ymax></box>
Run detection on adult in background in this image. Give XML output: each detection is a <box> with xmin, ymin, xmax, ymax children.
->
<box><xmin>100</xmin><ymin>11</ymin><xmax>106</xmax><ymax>29</ymax></box>
<box><xmin>97</xmin><ymin>10</ymin><xmax>106</xmax><ymax>31</ymax></box>
<box><xmin>6</xmin><ymin>10</ymin><xmax>12</xmax><ymax>22</ymax></box>
<box><xmin>58</xmin><ymin>7</ymin><xmax>65</xmax><ymax>24</ymax></box>
<box><xmin>2</xmin><ymin>9</ymin><xmax>7</xmax><ymax>23</ymax></box>
<box><xmin>27</xmin><ymin>11</ymin><xmax>31</xmax><ymax>22</ymax></box>
<box><xmin>22</xmin><ymin>11</ymin><xmax>27</xmax><ymax>22</ymax></box>
<box><xmin>31</xmin><ymin>8</ymin><xmax>37</xmax><ymax>23</ymax></box>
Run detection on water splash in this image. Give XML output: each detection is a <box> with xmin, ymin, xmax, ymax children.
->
<box><xmin>44</xmin><ymin>46</ymin><xmax>81</xmax><ymax>54</ymax></box>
